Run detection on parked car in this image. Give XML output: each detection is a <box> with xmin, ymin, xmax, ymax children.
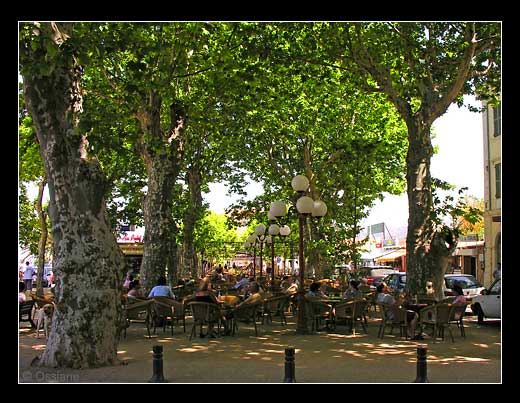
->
<box><xmin>382</xmin><ymin>272</ymin><xmax>485</xmax><ymax>301</ymax></box>
<box><xmin>471</xmin><ymin>278</ymin><xmax>501</xmax><ymax>323</ymax></box>
<box><xmin>349</xmin><ymin>266</ymin><xmax>398</xmax><ymax>289</ymax></box>
<box><xmin>443</xmin><ymin>274</ymin><xmax>485</xmax><ymax>301</ymax></box>
<box><xmin>382</xmin><ymin>272</ymin><xmax>407</xmax><ymax>293</ymax></box>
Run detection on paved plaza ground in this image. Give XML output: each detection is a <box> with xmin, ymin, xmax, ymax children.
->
<box><xmin>19</xmin><ymin>311</ymin><xmax>501</xmax><ymax>384</ymax></box>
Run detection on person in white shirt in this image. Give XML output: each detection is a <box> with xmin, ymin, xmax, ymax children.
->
<box><xmin>23</xmin><ymin>261</ymin><xmax>36</xmax><ymax>292</ymax></box>
<box><xmin>233</xmin><ymin>274</ymin><xmax>250</xmax><ymax>290</ymax></box>
<box><xmin>376</xmin><ymin>282</ymin><xmax>420</xmax><ymax>340</ymax></box>
<box><xmin>147</xmin><ymin>276</ymin><xmax>175</xmax><ymax>299</ymax></box>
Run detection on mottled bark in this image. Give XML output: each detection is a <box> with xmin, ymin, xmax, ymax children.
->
<box><xmin>405</xmin><ymin>120</ymin><xmax>457</xmax><ymax>299</ymax></box>
<box><xmin>21</xmin><ymin>23</ymin><xmax>125</xmax><ymax>368</ymax></box>
<box><xmin>183</xmin><ymin>165</ymin><xmax>203</xmax><ymax>279</ymax></box>
<box><xmin>140</xmin><ymin>160</ymin><xmax>177</xmax><ymax>291</ymax></box>
<box><xmin>136</xmin><ymin>93</ymin><xmax>184</xmax><ymax>292</ymax></box>
<box><xmin>35</xmin><ymin>179</ymin><xmax>48</xmax><ymax>298</ymax></box>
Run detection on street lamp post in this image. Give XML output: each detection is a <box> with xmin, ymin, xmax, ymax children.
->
<box><xmin>254</xmin><ymin>224</ymin><xmax>267</xmax><ymax>280</ymax></box>
<box><xmin>270</xmin><ymin>174</ymin><xmax>327</xmax><ymax>334</ymax></box>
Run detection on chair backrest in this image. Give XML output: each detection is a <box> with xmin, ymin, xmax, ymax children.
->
<box><xmin>379</xmin><ymin>302</ymin><xmax>406</xmax><ymax>322</ymax></box>
<box><xmin>449</xmin><ymin>304</ymin><xmax>466</xmax><ymax>321</ymax></box>
<box><xmin>434</xmin><ymin>303</ymin><xmax>452</xmax><ymax>324</ymax></box>
<box><xmin>19</xmin><ymin>300</ymin><xmax>35</xmax><ymax>316</ymax></box>
<box><xmin>335</xmin><ymin>300</ymin><xmax>355</xmax><ymax>318</ymax></box>
<box><xmin>309</xmin><ymin>300</ymin><xmax>332</xmax><ymax>317</ymax></box>
<box><xmin>234</xmin><ymin>302</ymin><xmax>261</xmax><ymax>320</ymax></box>
<box><xmin>171</xmin><ymin>300</ymin><xmax>185</xmax><ymax>317</ymax></box>
<box><xmin>188</xmin><ymin>302</ymin><xmax>219</xmax><ymax>323</ymax></box>
<box><xmin>264</xmin><ymin>295</ymin><xmax>289</xmax><ymax>311</ymax></box>
<box><xmin>153</xmin><ymin>300</ymin><xmax>174</xmax><ymax>318</ymax></box>
<box><xmin>353</xmin><ymin>299</ymin><xmax>368</xmax><ymax>319</ymax></box>
<box><xmin>125</xmin><ymin>299</ymin><xmax>153</xmax><ymax>320</ymax></box>
<box><xmin>417</xmin><ymin>294</ymin><xmax>438</xmax><ymax>305</ymax></box>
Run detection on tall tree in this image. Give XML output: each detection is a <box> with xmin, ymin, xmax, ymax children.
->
<box><xmin>217</xmin><ymin>23</ymin><xmax>408</xmax><ymax>277</ymax></box>
<box><xmin>19</xmin><ymin>114</ymin><xmax>53</xmax><ymax>294</ymax></box>
<box><xmin>319</xmin><ymin>22</ymin><xmax>500</xmax><ymax>296</ymax></box>
<box><xmin>19</xmin><ymin>22</ymin><xmax>125</xmax><ymax>368</ymax></box>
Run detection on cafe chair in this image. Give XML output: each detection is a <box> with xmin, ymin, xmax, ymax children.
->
<box><xmin>19</xmin><ymin>300</ymin><xmax>36</xmax><ymax>328</ymax></box>
<box><xmin>336</xmin><ymin>299</ymin><xmax>368</xmax><ymax>335</ymax></box>
<box><xmin>231</xmin><ymin>302</ymin><xmax>262</xmax><ymax>336</ymax></box>
<box><xmin>187</xmin><ymin>301</ymin><xmax>222</xmax><ymax>340</ymax></box>
<box><xmin>377</xmin><ymin>302</ymin><xmax>408</xmax><ymax>339</ymax></box>
<box><xmin>416</xmin><ymin>294</ymin><xmax>438</xmax><ymax>305</ymax></box>
<box><xmin>448</xmin><ymin>303</ymin><xmax>467</xmax><ymax>339</ymax></box>
<box><xmin>306</xmin><ymin>299</ymin><xmax>334</xmax><ymax>332</ymax></box>
<box><xmin>151</xmin><ymin>297</ymin><xmax>174</xmax><ymax>336</ymax></box>
<box><xmin>152</xmin><ymin>296</ymin><xmax>186</xmax><ymax>334</ymax></box>
<box><xmin>419</xmin><ymin>302</ymin><xmax>454</xmax><ymax>342</ymax></box>
<box><xmin>261</xmin><ymin>294</ymin><xmax>290</xmax><ymax>325</ymax></box>
<box><xmin>121</xmin><ymin>299</ymin><xmax>153</xmax><ymax>339</ymax></box>
<box><xmin>361</xmin><ymin>291</ymin><xmax>377</xmax><ymax>316</ymax></box>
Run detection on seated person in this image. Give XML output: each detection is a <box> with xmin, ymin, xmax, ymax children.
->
<box><xmin>127</xmin><ymin>279</ymin><xmax>145</xmax><ymax>299</ymax></box>
<box><xmin>148</xmin><ymin>276</ymin><xmax>176</xmax><ymax>299</ymax></box>
<box><xmin>452</xmin><ymin>285</ymin><xmax>467</xmax><ymax>305</ymax></box>
<box><xmin>233</xmin><ymin>274</ymin><xmax>250</xmax><ymax>291</ymax></box>
<box><xmin>283</xmin><ymin>277</ymin><xmax>299</xmax><ymax>294</ymax></box>
<box><xmin>190</xmin><ymin>276</ymin><xmax>227</xmax><ymax>338</ymax></box>
<box><xmin>343</xmin><ymin>280</ymin><xmax>363</xmax><ymax>300</ymax></box>
<box><xmin>305</xmin><ymin>282</ymin><xmax>328</xmax><ymax>299</ymax></box>
<box><xmin>19</xmin><ymin>282</ymin><xmax>27</xmax><ymax>302</ymax></box>
<box><xmin>376</xmin><ymin>282</ymin><xmax>421</xmax><ymax>340</ymax></box>
<box><xmin>234</xmin><ymin>281</ymin><xmax>263</xmax><ymax>309</ymax></box>
<box><xmin>123</xmin><ymin>273</ymin><xmax>134</xmax><ymax>289</ymax></box>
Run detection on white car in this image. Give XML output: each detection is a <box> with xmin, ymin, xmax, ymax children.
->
<box><xmin>443</xmin><ymin>274</ymin><xmax>485</xmax><ymax>301</ymax></box>
<box><xmin>471</xmin><ymin>278</ymin><xmax>501</xmax><ymax>323</ymax></box>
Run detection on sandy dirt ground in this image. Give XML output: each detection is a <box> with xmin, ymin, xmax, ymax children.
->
<box><xmin>19</xmin><ymin>311</ymin><xmax>501</xmax><ymax>384</ymax></box>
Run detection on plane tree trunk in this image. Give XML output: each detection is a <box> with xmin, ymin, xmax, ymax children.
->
<box><xmin>136</xmin><ymin>92</ymin><xmax>185</xmax><ymax>292</ymax></box>
<box><xmin>21</xmin><ymin>22</ymin><xmax>125</xmax><ymax>368</ymax></box>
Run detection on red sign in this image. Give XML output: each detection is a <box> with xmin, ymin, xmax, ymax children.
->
<box><xmin>117</xmin><ymin>233</ymin><xmax>143</xmax><ymax>243</ymax></box>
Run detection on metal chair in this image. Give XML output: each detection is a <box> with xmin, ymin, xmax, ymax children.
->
<box><xmin>261</xmin><ymin>295</ymin><xmax>290</xmax><ymax>325</ymax></box>
<box><xmin>122</xmin><ymin>299</ymin><xmax>153</xmax><ymax>339</ymax></box>
<box><xmin>377</xmin><ymin>302</ymin><xmax>408</xmax><ymax>339</ymax></box>
<box><xmin>448</xmin><ymin>303</ymin><xmax>467</xmax><ymax>339</ymax></box>
<box><xmin>336</xmin><ymin>299</ymin><xmax>368</xmax><ymax>335</ymax></box>
<box><xmin>306</xmin><ymin>299</ymin><xmax>334</xmax><ymax>332</ymax></box>
<box><xmin>187</xmin><ymin>301</ymin><xmax>222</xmax><ymax>340</ymax></box>
<box><xmin>231</xmin><ymin>302</ymin><xmax>262</xmax><ymax>336</ymax></box>
<box><xmin>19</xmin><ymin>300</ymin><xmax>36</xmax><ymax>328</ymax></box>
<box><xmin>419</xmin><ymin>302</ymin><xmax>454</xmax><ymax>342</ymax></box>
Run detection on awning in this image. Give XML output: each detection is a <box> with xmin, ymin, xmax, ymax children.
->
<box><xmin>375</xmin><ymin>248</ymin><xmax>406</xmax><ymax>263</ymax></box>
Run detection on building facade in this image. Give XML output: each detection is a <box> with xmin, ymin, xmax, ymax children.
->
<box><xmin>482</xmin><ymin>101</ymin><xmax>502</xmax><ymax>287</ymax></box>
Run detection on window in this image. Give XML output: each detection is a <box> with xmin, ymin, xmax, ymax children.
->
<box><xmin>493</xmin><ymin>105</ymin><xmax>501</xmax><ymax>137</ymax></box>
<box><xmin>495</xmin><ymin>163</ymin><xmax>501</xmax><ymax>198</ymax></box>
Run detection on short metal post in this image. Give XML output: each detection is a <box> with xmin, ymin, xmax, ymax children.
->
<box><xmin>283</xmin><ymin>347</ymin><xmax>296</xmax><ymax>383</ymax></box>
<box><xmin>413</xmin><ymin>346</ymin><xmax>429</xmax><ymax>383</ymax></box>
<box><xmin>149</xmin><ymin>344</ymin><xmax>166</xmax><ymax>383</ymax></box>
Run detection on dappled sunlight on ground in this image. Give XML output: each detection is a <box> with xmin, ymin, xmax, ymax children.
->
<box><xmin>428</xmin><ymin>355</ymin><xmax>491</xmax><ymax>365</ymax></box>
<box><xmin>19</xmin><ymin>313</ymin><xmax>501</xmax><ymax>383</ymax></box>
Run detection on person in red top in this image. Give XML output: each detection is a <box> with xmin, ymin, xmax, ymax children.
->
<box><xmin>452</xmin><ymin>285</ymin><xmax>467</xmax><ymax>305</ymax></box>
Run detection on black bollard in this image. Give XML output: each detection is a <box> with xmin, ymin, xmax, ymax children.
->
<box><xmin>283</xmin><ymin>347</ymin><xmax>296</xmax><ymax>383</ymax></box>
<box><xmin>148</xmin><ymin>344</ymin><xmax>166</xmax><ymax>383</ymax></box>
<box><xmin>413</xmin><ymin>346</ymin><xmax>429</xmax><ymax>383</ymax></box>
